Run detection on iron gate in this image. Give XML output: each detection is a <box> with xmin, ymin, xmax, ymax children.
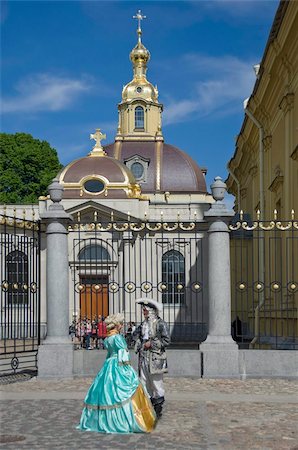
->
<box><xmin>230</xmin><ymin>213</ymin><xmax>298</xmax><ymax>349</ymax></box>
<box><xmin>69</xmin><ymin>217</ymin><xmax>208</xmax><ymax>346</ymax></box>
<box><xmin>0</xmin><ymin>213</ymin><xmax>41</xmax><ymax>376</ymax></box>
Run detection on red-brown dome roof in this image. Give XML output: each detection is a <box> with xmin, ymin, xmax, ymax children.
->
<box><xmin>104</xmin><ymin>141</ymin><xmax>207</xmax><ymax>193</ymax></box>
<box><xmin>58</xmin><ymin>155</ymin><xmax>138</xmax><ymax>199</ymax></box>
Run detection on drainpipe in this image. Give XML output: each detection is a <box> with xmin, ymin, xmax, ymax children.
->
<box><xmin>227</xmin><ymin>164</ymin><xmax>241</xmax><ymax>212</ymax></box>
<box><xmin>243</xmin><ymin>98</ymin><xmax>265</xmax><ymax>347</ymax></box>
<box><xmin>243</xmin><ymin>98</ymin><xmax>265</xmax><ymax>218</ymax></box>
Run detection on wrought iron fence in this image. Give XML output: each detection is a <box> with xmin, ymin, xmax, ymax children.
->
<box><xmin>230</xmin><ymin>213</ymin><xmax>298</xmax><ymax>349</ymax></box>
<box><xmin>0</xmin><ymin>213</ymin><xmax>40</xmax><ymax>375</ymax></box>
<box><xmin>69</xmin><ymin>217</ymin><xmax>208</xmax><ymax>346</ymax></box>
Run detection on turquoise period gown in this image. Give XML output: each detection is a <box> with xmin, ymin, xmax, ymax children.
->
<box><xmin>77</xmin><ymin>332</ymin><xmax>156</xmax><ymax>434</ymax></box>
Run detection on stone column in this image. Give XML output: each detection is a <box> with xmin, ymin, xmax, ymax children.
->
<box><xmin>38</xmin><ymin>179</ymin><xmax>73</xmax><ymax>377</ymax></box>
<box><xmin>200</xmin><ymin>177</ymin><xmax>239</xmax><ymax>377</ymax></box>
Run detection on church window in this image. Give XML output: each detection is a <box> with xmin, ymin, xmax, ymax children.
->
<box><xmin>131</xmin><ymin>162</ymin><xmax>144</xmax><ymax>179</ymax></box>
<box><xmin>84</xmin><ymin>179</ymin><xmax>105</xmax><ymax>194</ymax></box>
<box><xmin>6</xmin><ymin>251</ymin><xmax>28</xmax><ymax>305</ymax></box>
<box><xmin>135</xmin><ymin>106</ymin><xmax>144</xmax><ymax>129</ymax></box>
<box><xmin>79</xmin><ymin>244</ymin><xmax>110</xmax><ymax>261</ymax></box>
<box><xmin>162</xmin><ymin>250</ymin><xmax>185</xmax><ymax>304</ymax></box>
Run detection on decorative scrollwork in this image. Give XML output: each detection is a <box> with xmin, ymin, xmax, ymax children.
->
<box><xmin>113</xmin><ymin>223</ymin><xmax>129</xmax><ymax>231</ymax></box>
<box><xmin>179</xmin><ymin>222</ymin><xmax>196</xmax><ymax>231</ymax></box>
<box><xmin>163</xmin><ymin>222</ymin><xmax>178</xmax><ymax>231</ymax></box>
<box><xmin>96</xmin><ymin>223</ymin><xmax>113</xmax><ymax>231</ymax></box>
<box><xmin>129</xmin><ymin>222</ymin><xmax>145</xmax><ymax>231</ymax></box>
<box><xmin>0</xmin><ymin>215</ymin><xmax>38</xmax><ymax>230</ymax></box>
<box><xmin>241</xmin><ymin>221</ymin><xmax>258</xmax><ymax>231</ymax></box>
<box><xmin>146</xmin><ymin>222</ymin><xmax>162</xmax><ymax>231</ymax></box>
<box><xmin>259</xmin><ymin>221</ymin><xmax>275</xmax><ymax>230</ymax></box>
<box><xmin>293</xmin><ymin>221</ymin><xmax>298</xmax><ymax>229</ymax></box>
<box><xmin>276</xmin><ymin>221</ymin><xmax>292</xmax><ymax>230</ymax></box>
<box><xmin>229</xmin><ymin>222</ymin><xmax>242</xmax><ymax>231</ymax></box>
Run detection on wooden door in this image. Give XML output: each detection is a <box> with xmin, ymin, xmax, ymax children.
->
<box><xmin>80</xmin><ymin>276</ymin><xmax>109</xmax><ymax>320</ymax></box>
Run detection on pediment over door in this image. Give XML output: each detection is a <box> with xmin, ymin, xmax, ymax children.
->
<box><xmin>65</xmin><ymin>201</ymin><xmax>131</xmax><ymax>223</ymax></box>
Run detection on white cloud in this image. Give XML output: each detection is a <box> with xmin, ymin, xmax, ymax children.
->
<box><xmin>2</xmin><ymin>73</ymin><xmax>92</xmax><ymax>113</ymax></box>
<box><xmin>163</xmin><ymin>53</ymin><xmax>256</xmax><ymax>125</ymax></box>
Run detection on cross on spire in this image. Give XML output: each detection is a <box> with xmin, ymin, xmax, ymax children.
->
<box><xmin>133</xmin><ymin>10</ymin><xmax>146</xmax><ymax>41</ymax></box>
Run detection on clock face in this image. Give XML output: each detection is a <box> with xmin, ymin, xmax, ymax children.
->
<box><xmin>136</xmin><ymin>86</ymin><xmax>142</xmax><ymax>93</ymax></box>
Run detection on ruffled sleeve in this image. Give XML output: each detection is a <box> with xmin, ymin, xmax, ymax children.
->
<box><xmin>114</xmin><ymin>334</ymin><xmax>130</xmax><ymax>364</ymax></box>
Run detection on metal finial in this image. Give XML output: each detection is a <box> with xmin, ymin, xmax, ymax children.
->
<box><xmin>274</xmin><ymin>209</ymin><xmax>277</xmax><ymax>220</ymax></box>
<box><xmin>291</xmin><ymin>209</ymin><xmax>295</xmax><ymax>220</ymax></box>
<box><xmin>133</xmin><ymin>10</ymin><xmax>146</xmax><ymax>42</ymax></box>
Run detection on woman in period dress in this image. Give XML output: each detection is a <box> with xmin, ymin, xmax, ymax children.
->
<box><xmin>77</xmin><ymin>313</ymin><xmax>156</xmax><ymax>434</ymax></box>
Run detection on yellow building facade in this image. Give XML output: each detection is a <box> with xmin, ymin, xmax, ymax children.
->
<box><xmin>227</xmin><ymin>1</ymin><xmax>298</xmax><ymax>219</ymax></box>
<box><xmin>227</xmin><ymin>1</ymin><xmax>298</xmax><ymax>349</ymax></box>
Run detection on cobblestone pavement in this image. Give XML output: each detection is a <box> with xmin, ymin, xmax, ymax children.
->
<box><xmin>0</xmin><ymin>377</ymin><xmax>297</xmax><ymax>450</ymax></box>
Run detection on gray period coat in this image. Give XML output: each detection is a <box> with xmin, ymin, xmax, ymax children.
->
<box><xmin>134</xmin><ymin>317</ymin><xmax>170</xmax><ymax>375</ymax></box>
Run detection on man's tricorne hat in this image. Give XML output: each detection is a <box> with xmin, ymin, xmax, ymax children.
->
<box><xmin>136</xmin><ymin>298</ymin><xmax>161</xmax><ymax>312</ymax></box>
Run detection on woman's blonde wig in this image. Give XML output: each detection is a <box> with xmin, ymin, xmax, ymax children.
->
<box><xmin>105</xmin><ymin>313</ymin><xmax>124</xmax><ymax>331</ymax></box>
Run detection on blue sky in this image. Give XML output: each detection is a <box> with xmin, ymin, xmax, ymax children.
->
<box><xmin>1</xmin><ymin>0</ymin><xmax>279</xmax><ymax>196</ymax></box>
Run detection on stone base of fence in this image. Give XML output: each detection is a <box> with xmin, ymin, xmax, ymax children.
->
<box><xmin>38</xmin><ymin>342</ymin><xmax>74</xmax><ymax>378</ymax></box>
<box><xmin>68</xmin><ymin>348</ymin><xmax>298</xmax><ymax>379</ymax></box>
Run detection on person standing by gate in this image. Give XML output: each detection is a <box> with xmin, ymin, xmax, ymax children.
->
<box><xmin>134</xmin><ymin>298</ymin><xmax>170</xmax><ymax>418</ymax></box>
<box><xmin>97</xmin><ymin>316</ymin><xmax>107</xmax><ymax>349</ymax></box>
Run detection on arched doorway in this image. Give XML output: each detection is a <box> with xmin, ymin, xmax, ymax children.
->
<box><xmin>78</xmin><ymin>243</ymin><xmax>110</xmax><ymax>320</ymax></box>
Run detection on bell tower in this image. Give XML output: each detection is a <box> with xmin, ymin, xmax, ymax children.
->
<box><xmin>115</xmin><ymin>10</ymin><xmax>164</xmax><ymax>142</ymax></box>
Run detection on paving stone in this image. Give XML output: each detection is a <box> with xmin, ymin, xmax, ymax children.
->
<box><xmin>0</xmin><ymin>377</ymin><xmax>297</xmax><ymax>449</ymax></box>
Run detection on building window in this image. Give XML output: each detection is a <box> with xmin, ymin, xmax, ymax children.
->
<box><xmin>135</xmin><ymin>106</ymin><xmax>144</xmax><ymax>129</ymax></box>
<box><xmin>79</xmin><ymin>244</ymin><xmax>110</xmax><ymax>261</ymax></box>
<box><xmin>6</xmin><ymin>251</ymin><xmax>28</xmax><ymax>305</ymax></box>
<box><xmin>162</xmin><ymin>250</ymin><xmax>185</xmax><ymax>304</ymax></box>
<box><xmin>131</xmin><ymin>162</ymin><xmax>144</xmax><ymax>180</ymax></box>
<box><xmin>124</xmin><ymin>155</ymin><xmax>150</xmax><ymax>183</ymax></box>
<box><xmin>83</xmin><ymin>179</ymin><xmax>105</xmax><ymax>194</ymax></box>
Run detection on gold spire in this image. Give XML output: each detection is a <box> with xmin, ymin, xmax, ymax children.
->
<box><xmin>130</xmin><ymin>10</ymin><xmax>150</xmax><ymax>81</ymax></box>
<box><xmin>116</xmin><ymin>11</ymin><xmax>163</xmax><ymax>142</ymax></box>
<box><xmin>133</xmin><ymin>10</ymin><xmax>146</xmax><ymax>44</ymax></box>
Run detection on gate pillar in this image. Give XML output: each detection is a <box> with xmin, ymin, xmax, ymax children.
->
<box><xmin>200</xmin><ymin>177</ymin><xmax>239</xmax><ymax>377</ymax></box>
<box><xmin>38</xmin><ymin>179</ymin><xmax>73</xmax><ymax>377</ymax></box>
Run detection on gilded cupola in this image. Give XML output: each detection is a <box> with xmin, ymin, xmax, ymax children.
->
<box><xmin>116</xmin><ymin>10</ymin><xmax>163</xmax><ymax>142</ymax></box>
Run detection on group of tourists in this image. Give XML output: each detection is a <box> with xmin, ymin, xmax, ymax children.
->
<box><xmin>77</xmin><ymin>297</ymin><xmax>170</xmax><ymax>434</ymax></box>
<box><xmin>69</xmin><ymin>316</ymin><xmax>107</xmax><ymax>350</ymax></box>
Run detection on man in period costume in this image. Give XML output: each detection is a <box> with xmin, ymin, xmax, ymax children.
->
<box><xmin>134</xmin><ymin>298</ymin><xmax>170</xmax><ymax>418</ymax></box>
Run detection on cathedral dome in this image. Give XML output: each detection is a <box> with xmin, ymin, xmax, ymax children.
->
<box><xmin>104</xmin><ymin>141</ymin><xmax>207</xmax><ymax>194</ymax></box>
<box><xmin>122</xmin><ymin>79</ymin><xmax>158</xmax><ymax>103</ymax></box>
<box><xmin>58</xmin><ymin>155</ymin><xmax>141</xmax><ymax>199</ymax></box>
